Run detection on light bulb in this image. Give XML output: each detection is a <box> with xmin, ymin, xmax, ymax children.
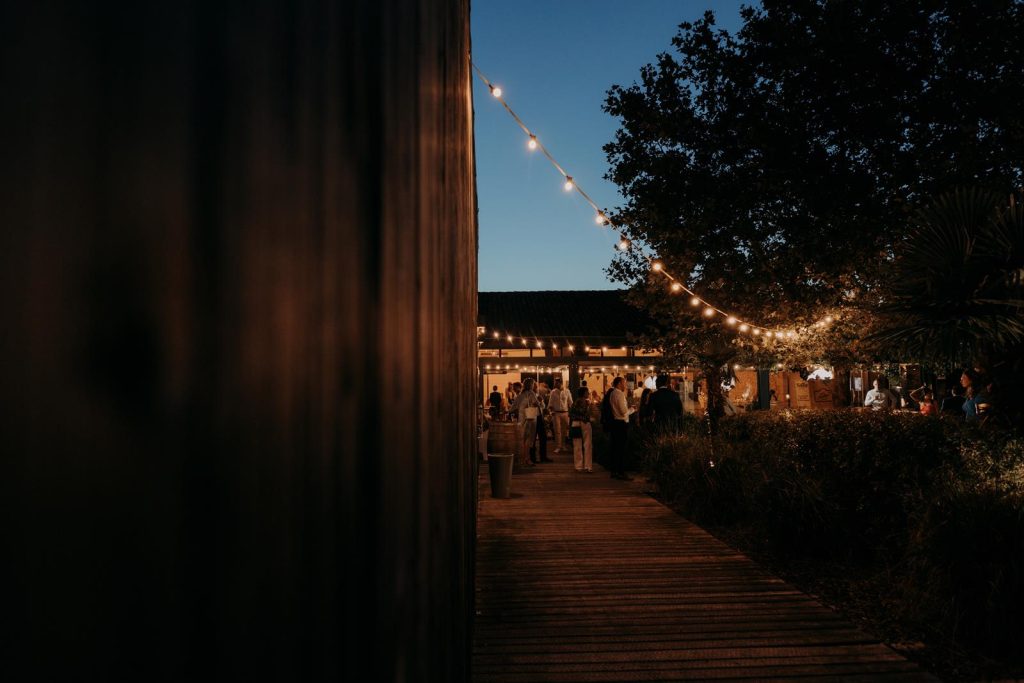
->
<box><xmin>671</xmin><ymin>282</ymin><xmax>682</xmax><ymax>292</ymax></box>
<box><xmin>568</xmin><ymin>345</ymin><xmax>574</xmax><ymax>351</ymax></box>
<box><xmin>507</xmin><ymin>335</ymin><xmax>513</xmax><ymax>342</ymax></box>
<box><xmin>618</xmin><ymin>238</ymin><xmax>630</xmax><ymax>251</ymax></box>
<box><xmin>527</xmin><ymin>135</ymin><xmax>537</xmax><ymax>150</ymax></box>
<box><xmin>651</xmin><ymin>261</ymin><xmax>663</xmax><ymax>271</ymax></box>
<box><xmin>726</xmin><ymin>316</ymin><xmax>737</xmax><ymax>325</ymax></box>
<box><xmin>739</xmin><ymin>323</ymin><xmax>749</xmax><ymax>332</ymax></box>
<box><xmin>491</xmin><ymin>85</ymin><xmax>502</xmax><ymax>97</ymax></box>
<box><xmin>521</xmin><ymin>338</ymin><xmax>527</xmax><ymax>345</ymax></box>
<box><xmin>690</xmin><ymin>296</ymin><xmax>701</xmax><ymax>307</ymax></box>
<box><xmin>753</xmin><ymin>328</ymin><xmax>761</xmax><ymax>336</ymax></box>
<box><xmin>595</xmin><ymin>212</ymin><xmax>605</xmax><ymax>225</ymax></box>
<box><xmin>825</xmin><ymin>315</ymin><xmax>834</xmax><ymax>323</ymax></box>
<box><xmin>492</xmin><ymin>331</ymin><xmax>499</xmax><ymax>338</ymax></box>
<box><xmin>787</xmin><ymin>331</ymin><xmax>795</xmax><ymax>338</ymax></box>
<box><xmin>563</xmin><ymin>176</ymin><xmax>574</xmax><ymax>191</ymax></box>
<box><xmin>703</xmin><ymin>307</ymin><xmax>715</xmax><ymax>317</ymax></box>
<box><xmin>536</xmin><ymin>341</ymin><xmax>542</xmax><ymax>348</ymax></box>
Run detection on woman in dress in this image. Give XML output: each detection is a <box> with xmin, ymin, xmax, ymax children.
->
<box><xmin>512</xmin><ymin>378</ymin><xmax>541</xmax><ymax>467</ymax></box>
<box><xmin>569</xmin><ymin>386</ymin><xmax>593</xmax><ymax>472</ymax></box>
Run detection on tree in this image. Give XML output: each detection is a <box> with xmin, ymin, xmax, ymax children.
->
<box><xmin>869</xmin><ymin>189</ymin><xmax>1024</xmax><ymax>365</ymax></box>
<box><xmin>604</xmin><ymin>0</ymin><xmax>1024</xmax><ymax>377</ymax></box>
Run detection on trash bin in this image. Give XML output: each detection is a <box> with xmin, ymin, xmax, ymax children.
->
<box><xmin>487</xmin><ymin>453</ymin><xmax>514</xmax><ymax>499</ymax></box>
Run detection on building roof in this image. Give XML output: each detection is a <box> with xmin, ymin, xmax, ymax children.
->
<box><xmin>477</xmin><ymin>290</ymin><xmax>656</xmax><ymax>347</ymax></box>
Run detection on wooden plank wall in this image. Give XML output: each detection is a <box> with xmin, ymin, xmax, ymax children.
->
<box><xmin>0</xmin><ymin>0</ymin><xmax>476</xmax><ymax>680</ymax></box>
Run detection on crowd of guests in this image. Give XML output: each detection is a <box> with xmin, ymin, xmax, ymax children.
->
<box><xmin>864</xmin><ymin>368</ymin><xmax>998</xmax><ymax>424</ymax></box>
<box><xmin>487</xmin><ymin>375</ymin><xmax>685</xmax><ymax>480</ymax></box>
<box><xmin>484</xmin><ymin>367</ymin><xmax>1006</xmax><ymax>482</ymax></box>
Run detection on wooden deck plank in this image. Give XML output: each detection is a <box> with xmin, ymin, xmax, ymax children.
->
<box><xmin>473</xmin><ymin>457</ymin><xmax>934</xmax><ymax>682</ymax></box>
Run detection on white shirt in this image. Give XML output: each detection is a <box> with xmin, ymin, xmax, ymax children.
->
<box><xmin>864</xmin><ymin>388</ymin><xmax>897</xmax><ymax>410</ymax></box>
<box><xmin>610</xmin><ymin>387</ymin><xmax>629</xmax><ymax>421</ymax></box>
<box><xmin>549</xmin><ymin>387</ymin><xmax>572</xmax><ymax>412</ymax></box>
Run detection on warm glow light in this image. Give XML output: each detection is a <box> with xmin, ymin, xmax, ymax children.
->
<box><xmin>733</xmin><ymin>364</ymin><xmax>741</xmax><ymax>370</ymax></box>
<box><xmin>564</xmin><ymin>176</ymin><xmax>574</xmax><ymax>191</ymax></box>
<box><xmin>491</xmin><ymin>85</ymin><xmax>502</xmax><ymax>97</ymax></box>
<box><xmin>617</xmin><ymin>238</ymin><xmax>630</xmax><ymax>251</ymax></box>
<box><xmin>507</xmin><ymin>335</ymin><xmax>513</xmax><ymax>342</ymax></box>
<box><xmin>671</xmin><ymin>282</ymin><xmax>683</xmax><ymax>292</ymax></box>
<box><xmin>825</xmin><ymin>315</ymin><xmax>834</xmax><ymax>323</ymax></box>
<box><xmin>493</xmin><ymin>331</ymin><xmax>499</xmax><ymax>338</ymax></box>
<box><xmin>568</xmin><ymin>345</ymin><xmax>575</xmax><ymax>351</ymax></box>
<box><xmin>485</xmin><ymin>365</ymin><xmax>491</xmax><ymax>369</ymax></box>
<box><xmin>786</xmin><ymin>331</ymin><xmax>795</xmax><ymax>338</ymax></box>
<box><xmin>595</xmin><ymin>212</ymin><xmax>605</xmax><ymax>225</ymax></box>
<box><xmin>585</xmin><ymin>346</ymin><xmax>590</xmax><ymax>351</ymax></box>
<box><xmin>528</xmin><ymin>135</ymin><xmax>537</xmax><ymax>150</ymax></box>
<box><xmin>521</xmin><ymin>338</ymin><xmax>527</xmax><ymax>345</ymax></box>
<box><xmin>536</xmin><ymin>341</ymin><xmax>543</xmax><ymax>348</ymax></box>
<box><xmin>690</xmin><ymin>296</ymin><xmax>701</xmax><ymax>306</ymax></box>
<box><xmin>703</xmin><ymin>307</ymin><xmax>715</xmax><ymax>317</ymax></box>
<box><xmin>602</xmin><ymin>346</ymin><xmax>608</xmax><ymax>351</ymax></box>
<box><xmin>753</xmin><ymin>328</ymin><xmax>761</xmax><ymax>336</ymax></box>
<box><xmin>651</xmin><ymin>261</ymin><xmax>663</xmax><ymax>272</ymax></box>
<box><xmin>726</xmin><ymin>316</ymin><xmax>737</xmax><ymax>326</ymax></box>
<box><xmin>739</xmin><ymin>323</ymin><xmax>749</xmax><ymax>332</ymax></box>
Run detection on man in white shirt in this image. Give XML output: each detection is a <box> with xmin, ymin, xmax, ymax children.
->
<box><xmin>608</xmin><ymin>377</ymin><xmax>631</xmax><ymax>480</ymax></box>
<box><xmin>864</xmin><ymin>378</ymin><xmax>898</xmax><ymax>410</ymax></box>
<box><xmin>548</xmin><ymin>379</ymin><xmax>572</xmax><ymax>453</ymax></box>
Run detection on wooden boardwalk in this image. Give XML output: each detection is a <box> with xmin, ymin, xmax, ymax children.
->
<box><xmin>474</xmin><ymin>457</ymin><xmax>934</xmax><ymax>682</ymax></box>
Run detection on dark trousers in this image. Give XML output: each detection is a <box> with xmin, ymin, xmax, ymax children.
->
<box><xmin>530</xmin><ymin>417</ymin><xmax>548</xmax><ymax>462</ymax></box>
<box><xmin>609</xmin><ymin>420</ymin><xmax>628</xmax><ymax>475</ymax></box>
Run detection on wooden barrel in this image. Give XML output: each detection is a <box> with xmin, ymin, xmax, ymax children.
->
<box><xmin>486</xmin><ymin>421</ymin><xmax>519</xmax><ymax>459</ymax></box>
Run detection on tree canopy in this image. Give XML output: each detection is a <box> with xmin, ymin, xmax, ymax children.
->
<box><xmin>604</xmin><ymin>0</ymin><xmax>1024</xmax><ymax>368</ymax></box>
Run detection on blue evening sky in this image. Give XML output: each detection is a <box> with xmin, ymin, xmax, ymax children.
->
<box><xmin>472</xmin><ymin>0</ymin><xmax>752</xmax><ymax>292</ymax></box>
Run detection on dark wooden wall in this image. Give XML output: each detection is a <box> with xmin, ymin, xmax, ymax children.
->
<box><xmin>1</xmin><ymin>1</ymin><xmax>477</xmax><ymax>680</ymax></box>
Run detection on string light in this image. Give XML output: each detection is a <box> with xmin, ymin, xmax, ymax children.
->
<box><xmin>473</xmin><ymin>62</ymin><xmax>837</xmax><ymax>341</ymax></box>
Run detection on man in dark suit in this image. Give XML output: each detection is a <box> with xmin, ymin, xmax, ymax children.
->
<box><xmin>648</xmin><ymin>374</ymin><xmax>683</xmax><ymax>430</ymax></box>
<box><xmin>488</xmin><ymin>385</ymin><xmax>503</xmax><ymax>420</ymax></box>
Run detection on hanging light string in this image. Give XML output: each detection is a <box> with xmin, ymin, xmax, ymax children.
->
<box><xmin>472</xmin><ymin>63</ymin><xmax>837</xmax><ymax>341</ymax></box>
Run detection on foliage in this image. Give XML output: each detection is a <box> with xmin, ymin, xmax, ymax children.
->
<box><xmin>641</xmin><ymin>410</ymin><xmax>1024</xmax><ymax>663</ymax></box>
<box><xmin>867</xmin><ymin>188</ymin><xmax>1024</xmax><ymax>366</ymax></box>
<box><xmin>604</xmin><ymin>1</ymin><xmax>1024</xmax><ymax>367</ymax></box>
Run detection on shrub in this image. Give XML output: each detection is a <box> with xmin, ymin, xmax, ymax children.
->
<box><xmin>640</xmin><ymin>410</ymin><xmax>1024</xmax><ymax>664</ymax></box>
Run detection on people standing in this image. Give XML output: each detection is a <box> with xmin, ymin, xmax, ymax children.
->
<box><xmin>864</xmin><ymin>378</ymin><xmax>898</xmax><ymax>410</ymax></box>
<box><xmin>648</xmin><ymin>374</ymin><xmax>683</xmax><ymax>431</ymax></box>
<box><xmin>909</xmin><ymin>385</ymin><xmax>937</xmax><ymax>416</ymax></box>
<box><xmin>569</xmin><ymin>386</ymin><xmax>593</xmax><ymax>472</ymax></box>
<box><xmin>607</xmin><ymin>376</ymin><xmax>631</xmax><ymax>480</ymax></box>
<box><xmin>960</xmin><ymin>369</ymin><xmax>991</xmax><ymax>422</ymax></box>
<box><xmin>512</xmin><ymin>378</ymin><xmax>541</xmax><ymax>467</ymax></box>
<box><xmin>548</xmin><ymin>379</ymin><xmax>572</xmax><ymax>453</ymax></box>
<box><xmin>941</xmin><ymin>384</ymin><xmax>967</xmax><ymax>416</ymax></box>
<box><xmin>488</xmin><ymin>385</ymin><xmax>503</xmax><ymax>421</ymax></box>
<box><xmin>533</xmin><ymin>383</ymin><xmax>551</xmax><ymax>463</ymax></box>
